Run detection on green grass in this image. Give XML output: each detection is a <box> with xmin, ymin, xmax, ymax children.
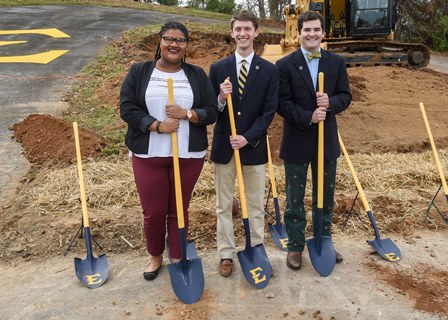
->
<box><xmin>0</xmin><ymin>0</ymin><xmax>230</xmax><ymax>21</ymax></box>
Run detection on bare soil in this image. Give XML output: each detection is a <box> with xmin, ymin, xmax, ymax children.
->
<box><xmin>2</xmin><ymin>31</ymin><xmax>448</xmax><ymax>319</ymax></box>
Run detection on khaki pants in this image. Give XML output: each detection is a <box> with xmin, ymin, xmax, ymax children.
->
<box><xmin>215</xmin><ymin>156</ymin><xmax>266</xmax><ymax>260</ymax></box>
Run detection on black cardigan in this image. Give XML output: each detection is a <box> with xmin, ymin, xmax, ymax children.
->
<box><xmin>120</xmin><ymin>60</ymin><xmax>218</xmax><ymax>154</ymax></box>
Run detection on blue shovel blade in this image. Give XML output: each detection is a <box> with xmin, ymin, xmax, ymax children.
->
<box><xmin>237</xmin><ymin>244</ymin><xmax>272</xmax><ymax>289</ymax></box>
<box><xmin>74</xmin><ymin>254</ymin><xmax>109</xmax><ymax>289</ymax></box>
<box><xmin>306</xmin><ymin>236</ymin><xmax>336</xmax><ymax>277</ymax></box>
<box><xmin>368</xmin><ymin>237</ymin><xmax>401</xmax><ymax>262</ymax></box>
<box><xmin>268</xmin><ymin>223</ymin><xmax>288</xmax><ymax>251</ymax></box>
<box><xmin>168</xmin><ymin>257</ymin><xmax>204</xmax><ymax>304</ymax></box>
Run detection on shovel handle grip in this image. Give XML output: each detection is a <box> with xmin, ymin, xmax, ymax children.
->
<box><xmin>338</xmin><ymin>131</ymin><xmax>371</xmax><ymax>212</ymax></box>
<box><xmin>419</xmin><ymin>102</ymin><xmax>448</xmax><ymax>196</ymax></box>
<box><xmin>317</xmin><ymin>72</ymin><xmax>324</xmax><ymax>208</ymax></box>
<box><xmin>168</xmin><ymin>78</ymin><xmax>185</xmax><ymax>229</ymax></box>
<box><xmin>266</xmin><ymin>135</ymin><xmax>278</xmax><ymax>198</ymax></box>
<box><xmin>73</xmin><ymin>122</ymin><xmax>90</xmax><ymax>228</ymax></box>
<box><xmin>226</xmin><ymin>86</ymin><xmax>248</xmax><ymax>220</ymax></box>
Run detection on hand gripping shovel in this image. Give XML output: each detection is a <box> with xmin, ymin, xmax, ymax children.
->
<box><xmin>73</xmin><ymin>122</ymin><xmax>109</xmax><ymax>288</ymax></box>
<box><xmin>266</xmin><ymin>135</ymin><xmax>288</xmax><ymax>251</ymax></box>
<box><xmin>420</xmin><ymin>102</ymin><xmax>448</xmax><ymax>223</ymax></box>
<box><xmin>166</xmin><ymin>78</ymin><xmax>204</xmax><ymax>304</ymax></box>
<box><xmin>305</xmin><ymin>73</ymin><xmax>336</xmax><ymax>277</ymax></box>
<box><xmin>338</xmin><ymin>131</ymin><xmax>401</xmax><ymax>261</ymax></box>
<box><xmin>226</xmin><ymin>89</ymin><xmax>272</xmax><ymax>289</ymax></box>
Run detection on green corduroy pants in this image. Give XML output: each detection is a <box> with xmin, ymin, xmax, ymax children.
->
<box><xmin>284</xmin><ymin>157</ymin><xmax>337</xmax><ymax>252</ymax></box>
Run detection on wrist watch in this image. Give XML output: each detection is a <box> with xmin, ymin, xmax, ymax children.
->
<box><xmin>186</xmin><ymin>109</ymin><xmax>192</xmax><ymax>120</ymax></box>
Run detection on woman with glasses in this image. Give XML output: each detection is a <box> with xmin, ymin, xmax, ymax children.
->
<box><xmin>120</xmin><ymin>21</ymin><xmax>218</xmax><ymax>281</ymax></box>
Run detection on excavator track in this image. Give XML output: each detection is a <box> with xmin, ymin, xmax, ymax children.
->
<box><xmin>326</xmin><ymin>40</ymin><xmax>430</xmax><ymax>68</ymax></box>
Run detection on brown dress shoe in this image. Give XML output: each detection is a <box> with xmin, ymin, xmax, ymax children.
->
<box><xmin>335</xmin><ymin>251</ymin><xmax>343</xmax><ymax>263</ymax></box>
<box><xmin>286</xmin><ymin>251</ymin><xmax>302</xmax><ymax>270</ymax></box>
<box><xmin>218</xmin><ymin>259</ymin><xmax>233</xmax><ymax>277</ymax></box>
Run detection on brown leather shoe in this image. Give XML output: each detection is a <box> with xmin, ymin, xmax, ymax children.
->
<box><xmin>286</xmin><ymin>251</ymin><xmax>302</xmax><ymax>270</ymax></box>
<box><xmin>218</xmin><ymin>259</ymin><xmax>233</xmax><ymax>277</ymax></box>
<box><xmin>335</xmin><ymin>251</ymin><xmax>343</xmax><ymax>263</ymax></box>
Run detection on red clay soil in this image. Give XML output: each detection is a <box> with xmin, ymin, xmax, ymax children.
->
<box><xmin>11</xmin><ymin>114</ymin><xmax>104</xmax><ymax>167</ymax></box>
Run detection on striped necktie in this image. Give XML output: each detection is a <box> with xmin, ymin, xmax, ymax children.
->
<box><xmin>238</xmin><ymin>60</ymin><xmax>247</xmax><ymax>97</ymax></box>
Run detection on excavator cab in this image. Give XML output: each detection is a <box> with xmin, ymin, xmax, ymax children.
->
<box><xmin>350</xmin><ymin>0</ymin><xmax>396</xmax><ymax>37</ymax></box>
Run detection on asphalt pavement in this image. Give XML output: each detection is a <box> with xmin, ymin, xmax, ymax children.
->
<box><xmin>0</xmin><ymin>5</ymin><xmax>222</xmax><ymax>206</ymax></box>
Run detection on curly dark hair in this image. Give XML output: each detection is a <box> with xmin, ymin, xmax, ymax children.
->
<box><xmin>154</xmin><ymin>21</ymin><xmax>189</xmax><ymax>61</ymax></box>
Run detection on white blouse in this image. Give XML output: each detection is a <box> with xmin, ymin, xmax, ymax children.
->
<box><xmin>133</xmin><ymin>68</ymin><xmax>206</xmax><ymax>159</ymax></box>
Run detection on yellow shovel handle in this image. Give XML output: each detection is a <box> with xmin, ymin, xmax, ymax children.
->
<box><xmin>266</xmin><ymin>135</ymin><xmax>278</xmax><ymax>198</ymax></box>
<box><xmin>73</xmin><ymin>122</ymin><xmax>90</xmax><ymax>228</ymax></box>
<box><xmin>338</xmin><ymin>131</ymin><xmax>371</xmax><ymax>212</ymax></box>
<box><xmin>317</xmin><ymin>72</ymin><xmax>324</xmax><ymax>208</ymax></box>
<box><xmin>226</xmin><ymin>87</ymin><xmax>248</xmax><ymax>219</ymax></box>
<box><xmin>419</xmin><ymin>102</ymin><xmax>448</xmax><ymax>195</ymax></box>
<box><xmin>168</xmin><ymin>78</ymin><xmax>185</xmax><ymax>229</ymax></box>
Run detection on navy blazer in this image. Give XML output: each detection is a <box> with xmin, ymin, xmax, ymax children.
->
<box><xmin>276</xmin><ymin>49</ymin><xmax>351</xmax><ymax>164</ymax></box>
<box><xmin>209</xmin><ymin>54</ymin><xmax>279</xmax><ymax>165</ymax></box>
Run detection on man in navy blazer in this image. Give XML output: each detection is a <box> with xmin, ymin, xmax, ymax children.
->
<box><xmin>276</xmin><ymin>10</ymin><xmax>351</xmax><ymax>270</ymax></box>
<box><xmin>209</xmin><ymin>10</ymin><xmax>279</xmax><ymax>277</ymax></box>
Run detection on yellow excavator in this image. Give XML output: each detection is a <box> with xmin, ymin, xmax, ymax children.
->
<box><xmin>262</xmin><ymin>0</ymin><xmax>430</xmax><ymax>68</ymax></box>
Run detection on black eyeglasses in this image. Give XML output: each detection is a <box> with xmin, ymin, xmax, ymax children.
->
<box><xmin>161</xmin><ymin>36</ymin><xmax>188</xmax><ymax>46</ymax></box>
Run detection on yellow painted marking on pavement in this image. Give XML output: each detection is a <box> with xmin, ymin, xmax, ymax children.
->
<box><xmin>0</xmin><ymin>50</ymin><xmax>69</xmax><ymax>64</ymax></box>
<box><xmin>0</xmin><ymin>41</ymin><xmax>27</xmax><ymax>47</ymax></box>
<box><xmin>0</xmin><ymin>28</ymin><xmax>70</xmax><ymax>38</ymax></box>
<box><xmin>0</xmin><ymin>28</ymin><xmax>70</xmax><ymax>63</ymax></box>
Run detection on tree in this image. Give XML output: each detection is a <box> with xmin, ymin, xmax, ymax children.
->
<box><xmin>205</xmin><ymin>0</ymin><xmax>237</xmax><ymax>14</ymax></box>
<box><xmin>268</xmin><ymin>0</ymin><xmax>288</xmax><ymax>21</ymax></box>
<box><xmin>187</xmin><ymin>0</ymin><xmax>206</xmax><ymax>9</ymax></box>
<box><xmin>258</xmin><ymin>0</ymin><xmax>266</xmax><ymax>19</ymax></box>
<box><xmin>396</xmin><ymin>0</ymin><xmax>448</xmax><ymax>51</ymax></box>
<box><xmin>158</xmin><ymin>0</ymin><xmax>179</xmax><ymax>5</ymax></box>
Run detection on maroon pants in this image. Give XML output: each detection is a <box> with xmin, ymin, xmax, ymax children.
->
<box><xmin>132</xmin><ymin>156</ymin><xmax>204</xmax><ymax>259</ymax></box>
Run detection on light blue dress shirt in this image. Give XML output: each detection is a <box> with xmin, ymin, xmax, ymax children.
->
<box><xmin>300</xmin><ymin>47</ymin><xmax>321</xmax><ymax>91</ymax></box>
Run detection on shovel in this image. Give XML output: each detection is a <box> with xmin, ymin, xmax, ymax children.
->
<box><xmin>73</xmin><ymin>122</ymin><xmax>109</xmax><ymax>288</ymax></box>
<box><xmin>166</xmin><ymin>78</ymin><xmax>204</xmax><ymax>304</ymax></box>
<box><xmin>420</xmin><ymin>102</ymin><xmax>448</xmax><ymax>220</ymax></box>
<box><xmin>266</xmin><ymin>135</ymin><xmax>288</xmax><ymax>251</ymax></box>
<box><xmin>226</xmin><ymin>90</ymin><xmax>272</xmax><ymax>289</ymax></box>
<box><xmin>338</xmin><ymin>131</ymin><xmax>401</xmax><ymax>261</ymax></box>
<box><xmin>306</xmin><ymin>72</ymin><xmax>336</xmax><ymax>277</ymax></box>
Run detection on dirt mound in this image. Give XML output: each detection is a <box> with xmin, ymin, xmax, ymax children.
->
<box><xmin>11</xmin><ymin>114</ymin><xmax>104</xmax><ymax>167</ymax></box>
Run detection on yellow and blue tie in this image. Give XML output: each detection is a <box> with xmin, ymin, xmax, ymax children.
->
<box><xmin>238</xmin><ymin>60</ymin><xmax>247</xmax><ymax>97</ymax></box>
